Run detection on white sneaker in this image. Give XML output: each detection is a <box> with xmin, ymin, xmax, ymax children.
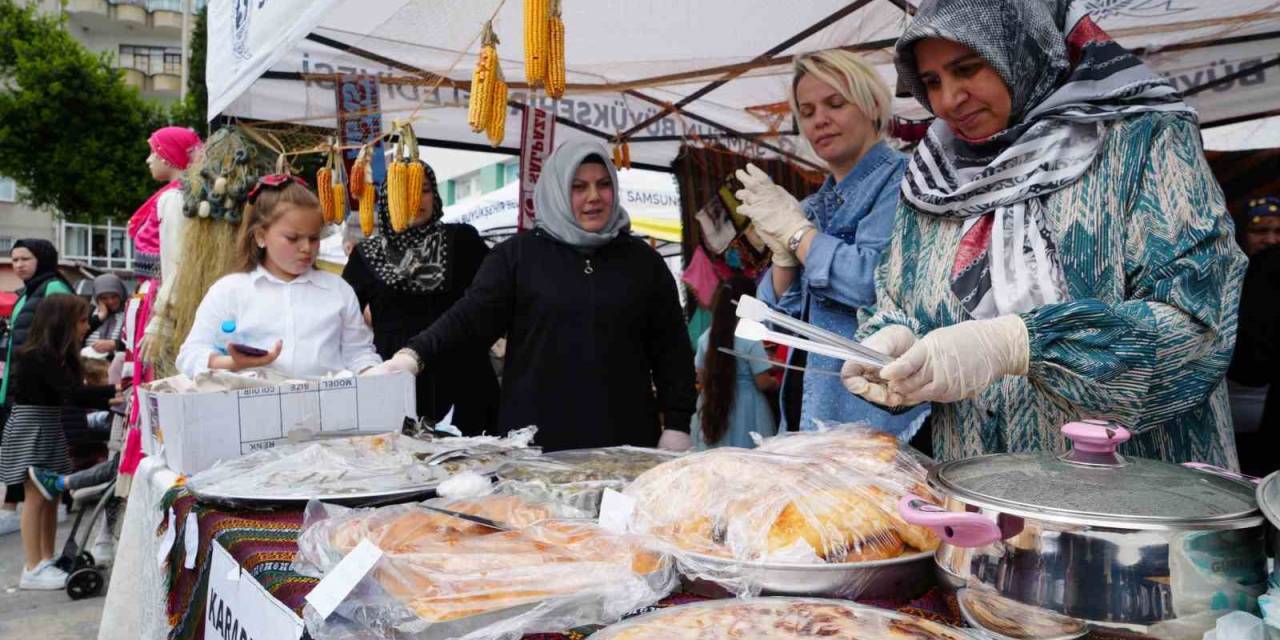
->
<box><xmin>90</xmin><ymin>541</ymin><xmax>115</xmax><ymax>565</ymax></box>
<box><xmin>19</xmin><ymin>561</ymin><xmax>68</xmax><ymax>590</ymax></box>
<box><xmin>0</xmin><ymin>510</ymin><xmax>19</xmax><ymax>536</ymax></box>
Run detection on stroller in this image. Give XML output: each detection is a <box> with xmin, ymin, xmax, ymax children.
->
<box><xmin>52</xmin><ymin>407</ymin><xmax>126</xmax><ymax>600</ymax></box>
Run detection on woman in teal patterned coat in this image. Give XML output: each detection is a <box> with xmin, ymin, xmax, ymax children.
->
<box><xmin>840</xmin><ymin>0</ymin><xmax>1247</xmax><ymax>467</ymax></box>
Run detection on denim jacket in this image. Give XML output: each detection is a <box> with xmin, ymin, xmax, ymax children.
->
<box><xmin>757</xmin><ymin>141</ymin><xmax>930</xmax><ymax>438</ymax></box>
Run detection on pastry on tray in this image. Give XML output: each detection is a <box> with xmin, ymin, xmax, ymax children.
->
<box><xmin>593</xmin><ymin>598</ymin><xmax>983</xmax><ymax>640</ymax></box>
<box><xmin>626</xmin><ymin>426</ymin><xmax>940</xmax><ymax>566</ymax></box>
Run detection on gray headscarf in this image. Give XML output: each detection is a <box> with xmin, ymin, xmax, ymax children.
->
<box><xmin>89</xmin><ymin>273</ymin><xmax>128</xmax><ymax>343</ymax></box>
<box><xmin>533</xmin><ymin>140</ymin><xmax>631</xmax><ymax>251</ymax></box>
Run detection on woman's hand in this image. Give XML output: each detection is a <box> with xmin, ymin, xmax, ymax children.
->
<box><xmin>841</xmin><ymin>325</ymin><xmax>918</xmax><ymax>405</ymax></box>
<box><xmin>878</xmin><ymin>315</ymin><xmax>1029</xmax><ymax>405</ymax></box>
<box><xmin>228</xmin><ymin>340</ymin><xmax>283</xmax><ymax>371</ymax></box>
<box><xmin>91</xmin><ymin>339</ymin><xmax>116</xmax><ymax>354</ymax></box>
<box><xmin>96</xmin><ymin>300</ymin><xmax>110</xmax><ymax>321</ymax></box>
<box><xmin>657</xmin><ymin>429</ymin><xmax>693</xmax><ymax>451</ymax></box>
<box><xmin>734</xmin><ymin>164</ymin><xmax>814</xmax><ymax>247</ymax></box>
<box><xmin>362</xmin><ymin>349</ymin><xmax>421</xmax><ymax>376</ymax></box>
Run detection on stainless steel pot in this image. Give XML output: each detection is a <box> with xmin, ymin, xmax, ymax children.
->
<box><xmin>1259</xmin><ymin>471</ymin><xmax>1280</xmax><ymax>588</ymax></box>
<box><xmin>898</xmin><ymin>421</ymin><xmax>1269</xmax><ymax>640</ymax></box>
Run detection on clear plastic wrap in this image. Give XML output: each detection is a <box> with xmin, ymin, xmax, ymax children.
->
<box><xmin>293</xmin><ymin>494</ymin><xmax>678</xmax><ymax>640</ymax></box>
<box><xmin>624</xmin><ymin>425</ymin><xmax>941</xmax><ymax>597</ymax></box>
<box><xmin>591</xmin><ymin>597</ymin><xmax>984</xmax><ymax>639</ymax></box>
<box><xmin>186</xmin><ymin>428</ymin><xmax>538</xmax><ymax>506</ymax></box>
<box><xmin>492</xmin><ymin>446</ymin><xmax>680</xmax><ymax>516</ymax></box>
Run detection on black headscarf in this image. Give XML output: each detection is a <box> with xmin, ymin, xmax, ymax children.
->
<box><xmin>12</xmin><ymin>238</ymin><xmax>63</xmax><ymax>297</ymax></box>
<box><xmin>355</xmin><ymin>160</ymin><xmax>450</xmax><ymax>294</ymax></box>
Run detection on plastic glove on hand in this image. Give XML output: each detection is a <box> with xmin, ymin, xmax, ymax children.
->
<box><xmin>880</xmin><ymin>315</ymin><xmax>1029</xmax><ymax>405</ymax></box>
<box><xmin>657</xmin><ymin>429</ymin><xmax>693</xmax><ymax>451</ymax></box>
<box><xmin>841</xmin><ymin>325</ymin><xmax>918</xmax><ymax>406</ymax></box>
<box><xmin>733</xmin><ymin>164</ymin><xmax>814</xmax><ymax>244</ymax></box>
<box><xmin>761</xmin><ymin>232</ymin><xmax>799</xmax><ymax>268</ymax></box>
<box><xmin>362</xmin><ymin>351</ymin><xmax>421</xmax><ymax>377</ymax></box>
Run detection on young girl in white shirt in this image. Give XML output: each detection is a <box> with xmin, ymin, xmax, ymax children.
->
<box><xmin>177</xmin><ymin>176</ymin><xmax>382</xmax><ymax>379</ymax></box>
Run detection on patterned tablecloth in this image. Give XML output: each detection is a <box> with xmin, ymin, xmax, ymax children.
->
<box><xmin>158</xmin><ymin>487</ymin><xmax>1145</xmax><ymax>640</ymax></box>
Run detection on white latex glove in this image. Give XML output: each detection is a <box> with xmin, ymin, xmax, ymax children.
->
<box><xmin>361</xmin><ymin>350</ymin><xmax>421</xmax><ymax>377</ymax></box>
<box><xmin>841</xmin><ymin>325</ymin><xmax>918</xmax><ymax>406</ymax></box>
<box><xmin>880</xmin><ymin>315</ymin><xmax>1029</xmax><ymax>406</ymax></box>
<box><xmin>657</xmin><ymin>429</ymin><xmax>694</xmax><ymax>451</ymax></box>
<box><xmin>761</xmin><ymin>232</ymin><xmax>799</xmax><ymax>268</ymax></box>
<box><xmin>734</xmin><ymin>163</ymin><xmax>815</xmax><ymax>245</ymax></box>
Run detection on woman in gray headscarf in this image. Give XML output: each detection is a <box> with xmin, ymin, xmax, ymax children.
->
<box><xmin>841</xmin><ymin>0</ymin><xmax>1246</xmax><ymax>466</ymax></box>
<box><xmin>84</xmin><ymin>273</ymin><xmax>128</xmax><ymax>358</ymax></box>
<box><xmin>371</xmin><ymin>140</ymin><xmax>697</xmax><ymax>451</ymax></box>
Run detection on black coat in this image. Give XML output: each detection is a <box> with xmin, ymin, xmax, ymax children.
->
<box><xmin>343</xmin><ymin>224</ymin><xmax>499</xmax><ymax>434</ymax></box>
<box><xmin>1228</xmin><ymin>245</ymin><xmax>1280</xmax><ymax>476</ymax></box>
<box><xmin>408</xmin><ymin>230</ymin><xmax>696</xmax><ymax>452</ymax></box>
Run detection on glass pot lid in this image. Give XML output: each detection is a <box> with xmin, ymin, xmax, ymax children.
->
<box><xmin>930</xmin><ymin>421</ymin><xmax>1259</xmax><ymax>529</ymax></box>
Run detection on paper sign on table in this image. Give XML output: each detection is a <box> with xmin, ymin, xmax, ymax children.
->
<box><xmin>205</xmin><ymin>541</ymin><xmax>304</xmax><ymax>640</ymax></box>
<box><xmin>305</xmin><ymin>538</ymin><xmax>384</xmax><ymax>620</ymax></box>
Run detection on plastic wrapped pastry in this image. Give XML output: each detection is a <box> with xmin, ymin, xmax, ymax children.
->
<box><xmin>624</xmin><ymin>425</ymin><xmax>940</xmax><ymax>595</ymax></box>
<box><xmin>493</xmin><ymin>446</ymin><xmax>680</xmax><ymax>515</ymax></box>
<box><xmin>294</xmin><ymin>494</ymin><xmax>677</xmax><ymax>640</ymax></box>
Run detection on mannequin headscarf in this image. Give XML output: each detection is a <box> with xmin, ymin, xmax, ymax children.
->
<box><xmin>532</xmin><ymin>139</ymin><xmax>631</xmax><ymax>251</ymax></box>
<box><xmin>128</xmin><ymin>126</ymin><xmax>202</xmax><ymax>278</ymax></box>
<box><xmin>894</xmin><ymin>0</ymin><xmax>1193</xmax><ymax>319</ymax></box>
<box><xmin>355</xmin><ymin>160</ymin><xmax>451</xmax><ymax>294</ymax></box>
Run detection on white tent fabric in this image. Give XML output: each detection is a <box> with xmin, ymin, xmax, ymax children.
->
<box><xmin>208</xmin><ymin>0</ymin><xmax>1280</xmax><ymax>166</ymax></box>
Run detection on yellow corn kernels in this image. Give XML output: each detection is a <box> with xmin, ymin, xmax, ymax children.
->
<box><xmin>487</xmin><ymin>70</ymin><xmax>508</xmax><ymax>146</ymax></box>
<box><xmin>524</xmin><ymin>0</ymin><xmax>548</xmax><ymax>86</ymax></box>
<box><xmin>546</xmin><ymin>0</ymin><xmax>565</xmax><ymax>98</ymax></box>
<box><xmin>359</xmin><ymin>180</ymin><xmax>375</xmax><ymax>236</ymax></box>
<box><xmin>468</xmin><ymin>25</ymin><xmax>499</xmax><ymax>133</ymax></box>
<box><xmin>317</xmin><ymin>167</ymin><xmax>335</xmax><ymax>223</ymax></box>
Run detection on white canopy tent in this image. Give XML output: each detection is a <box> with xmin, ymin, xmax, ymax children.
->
<box><xmin>208</xmin><ymin>0</ymin><xmax>1280</xmax><ymax>167</ymax></box>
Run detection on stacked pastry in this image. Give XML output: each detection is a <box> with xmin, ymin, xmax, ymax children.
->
<box><xmin>295</xmin><ymin>494</ymin><xmax>676</xmax><ymax>639</ymax></box>
<box><xmin>626</xmin><ymin>427</ymin><xmax>940</xmax><ymax>565</ymax></box>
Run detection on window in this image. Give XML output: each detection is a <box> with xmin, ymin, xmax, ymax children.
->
<box><xmin>0</xmin><ymin>176</ymin><xmax>15</xmax><ymax>202</ymax></box>
<box><xmin>0</xmin><ymin>238</ymin><xmax>12</xmax><ymax>253</ymax></box>
<box><xmin>119</xmin><ymin>45</ymin><xmax>183</xmax><ymax>74</ymax></box>
<box><xmin>504</xmin><ymin>161</ymin><xmax>520</xmax><ymax>185</ymax></box>
<box><xmin>452</xmin><ymin>171</ymin><xmax>482</xmax><ymax>201</ymax></box>
<box><xmin>61</xmin><ymin>221</ymin><xmax>132</xmax><ymax>270</ymax></box>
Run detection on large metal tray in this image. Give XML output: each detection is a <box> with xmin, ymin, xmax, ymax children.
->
<box><xmin>591</xmin><ymin>596</ymin><xmax>982</xmax><ymax>639</ymax></box>
<box><xmin>187</xmin><ymin>482</ymin><xmax>443</xmax><ymax>508</ymax></box>
<box><xmin>679</xmin><ymin>549</ymin><xmax>936</xmax><ymax>600</ymax></box>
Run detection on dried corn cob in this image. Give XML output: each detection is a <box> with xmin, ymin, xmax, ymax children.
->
<box><xmin>612</xmin><ymin>143</ymin><xmax>623</xmax><ymax>168</ymax></box>
<box><xmin>620</xmin><ymin>141</ymin><xmax>631</xmax><ymax>169</ymax></box>
<box><xmin>331</xmin><ymin>181</ymin><xmax>347</xmax><ymax>225</ymax></box>
<box><xmin>317</xmin><ymin>167</ymin><xmax>335</xmax><ymax>223</ymax></box>
<box><xmin>487</xmin><ymin>68</ymin><xmax>508</xmax><ymax>146</ymax></box>
<box><xmin>546</xmin><ymin>0</ymin><xmax>565</xmax><ymax>98</ymax></box>
<box><xmin>407</xmin><ymin>161</ymin><xmax>425</xmax><ymax>218</ymax></box>
<box><xmin>524</xmin><ymin>0</ymin><xmax>548</xmax><ymax>86</ymax></box>
<box><xmin>359</xmin><ymin>180</ymin><xmax>375</xmax><ymax>236</ymax></box>
<box><xmin>349</xmin><ymin>162</ymin><xmax>365</xmax><ymax>194</ymax></box>
<box><xmin>468</xmin><ymin>23</ymin><xmax>499</xmax><ymax>133</ymax></box>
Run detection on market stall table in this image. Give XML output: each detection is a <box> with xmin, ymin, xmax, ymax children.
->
<box><xmin>93</xmin><ymin>479</ymin><xmax>1159</xmax><ymax>640</ymax></box>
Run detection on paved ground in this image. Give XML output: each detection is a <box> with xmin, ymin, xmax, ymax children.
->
<box><xmin>0</xmin><ymin>507</ymin><xmax>107</xmax><ymax>640</ymax></box>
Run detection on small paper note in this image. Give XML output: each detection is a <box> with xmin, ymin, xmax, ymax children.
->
<box><xmin>304</xmin><ymin>539</ymin><xmax>384</xmax><ymax>619</ymax></box>
<box><xmin>598</xmin><ymin>489</ymin><xmax>637</xmax><ymax>535</ymax></box>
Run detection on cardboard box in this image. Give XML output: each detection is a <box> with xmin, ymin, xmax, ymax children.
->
<box><xmin>139</xmin><ymin>373</ymin><xmax>416</xmax><ymax>476</ymax></box>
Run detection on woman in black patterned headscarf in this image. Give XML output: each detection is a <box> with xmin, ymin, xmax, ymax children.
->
<box><xmin>343</xmin><ymin>160</ymin><xmax>498</xmax><ymax>433</ymax></box>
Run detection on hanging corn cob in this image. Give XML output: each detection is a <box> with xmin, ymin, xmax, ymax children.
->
<box><xmin>317</xmin><ymin>164</ymin><xmax>336</xmax><ymax>224</ymax></box>
<box><xmin>611</xmin><ymin>140</ymin><xmax>631</xmax><ymax>170</ymax></box>
<box><xmin>546</xmin><ymin>0</ymin><xmax>565</xmax><ymax>98</ymax></box>
<box><xmin>524</xmin><ymin>0</ymin><xmax>549</xmax><ymax>86</ymax></box>
<box><xmin>353</xmin><ymin>147</ymin><xmax>376</xmax><ymax>236</ymax></box>
<box><xmin>487</xmin><ymin>67</ymin><xmax>509</xmax><ymax>146</ymax></box>
<box><xmin>468</xmin><ymin>22</ymin><xmax>499</xmax><ymax>133</ymax></box>
<box><xmin>620</xmin><ymin>140</ymin><xmax>631</xmax><ymax>169</ymax></box>
<box><xmin>404</xmin><ymin>123</ymin><xmax>425</xmax><ymax>217</ymax></box>
<box><xmin>331</xmin><ymin>160</ymin><xmax>348</xmax><ymax>225</ymax></box>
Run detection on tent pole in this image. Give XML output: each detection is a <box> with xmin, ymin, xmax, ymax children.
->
<box><xmin>619</xmin><ymin>0</ymin><xmax>878</xmax><ymax>140</ymax></box>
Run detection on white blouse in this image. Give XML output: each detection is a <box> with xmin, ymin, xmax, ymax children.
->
<box><xmin>177</xmin><ymin>266</ymin><xmax>382</xmax><ymax>379</ymax></box>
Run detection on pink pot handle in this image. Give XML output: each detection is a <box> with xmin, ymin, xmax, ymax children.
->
<box><xmin>898</xmin><ymin>495</ymin><xmax>1003</xmax><ymax>548</ymax></box>
<box><xmin>1182</xmin><ymin>462</ymin><xmax>1260</xmax><ymax>485</ymax></box>
<box><xmin>1062</xmin><ymin>421</ymin><xmax>1131</xmax><ymax>454</ymax></box>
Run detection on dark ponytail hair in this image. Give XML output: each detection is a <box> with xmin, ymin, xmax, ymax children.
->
<box><xmin>700</xmin><ymin>275</ymin><xmax>757</xmax><ymax>445</ymax></box>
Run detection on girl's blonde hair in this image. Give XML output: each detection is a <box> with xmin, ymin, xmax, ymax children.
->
<box><xmin>790</xmin><ymin>49</ymin><xmax>893</xmax><ymax>139</ymax></box>
<box><xmin>236</xmin><ymin>181</ymin><xmax>323</xmax><ymax>273</ymax></box>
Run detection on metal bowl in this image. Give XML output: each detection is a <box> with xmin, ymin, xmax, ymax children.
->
<box><xmin>679</xmin><ymin>549</ymin><xmax>936</xmax><ymax>599</ymax></box>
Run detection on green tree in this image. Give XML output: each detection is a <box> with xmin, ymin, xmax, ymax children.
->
<box><xmin>0</xmin><ymin>0</ymin><xmax>166</xmax><ymax>222</ymax></box>
<box><xmin>171</xmin><ymin>4</ymin><xmax>207</xmax><ymax>132</ymax></box>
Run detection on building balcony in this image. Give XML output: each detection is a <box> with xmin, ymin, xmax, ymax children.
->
<box><xmin>152</xmin><ymin>9</ymin><xmax>183</xmax><ymax>30</ymax></box>
<box><xmin>65</xmin><ymin>0</ymin><xmax>193</xmax><ymax>34</ymax></box>
<box><xmin>151</xmin><ymin>72</ymin><xmax>182</xmax><ymax>93</ymax></box>
<box><xmin>65</xmin><ymin>0</ymin><xmax>109</xmax><ymax>18</ymax></box>
<box><xmin>121</xmin><ymin>67</ymin><xmax>146</xmax><ymax>91</ymax></box>
<box><xmin>114</xmin><ymin>2</ymin><xmax>147</xmax><ymax>26</ymax></box>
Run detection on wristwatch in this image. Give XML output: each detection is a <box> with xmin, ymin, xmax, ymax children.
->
<box><xmin>787</xmin><ymin>227</ymin><xmax>813</xmax><ymax>253</ymax></box>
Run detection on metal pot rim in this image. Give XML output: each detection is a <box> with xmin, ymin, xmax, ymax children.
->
<box><xmin>929</xmin><ymin>470</ymin><xmax>1264</xmax><ymax>531</ymax></box>
<box><xmin>1258</xmin><ymin>471</ymin><xmax>1280</xmax><ymax>527</ymax></box>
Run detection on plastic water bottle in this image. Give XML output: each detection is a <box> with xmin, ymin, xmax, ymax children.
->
<box><xmin>214</xmin><ymin>320</ymin><xmax>237</xmax><ymax>356</ymax></box>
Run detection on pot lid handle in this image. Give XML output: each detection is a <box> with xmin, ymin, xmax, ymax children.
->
<box><xmin>1062</xmin><ymin>420</ymin><xmax>1130</xmax><ymax>465</ymax></box>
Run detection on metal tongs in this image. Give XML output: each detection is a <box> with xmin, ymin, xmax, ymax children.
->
<box><xmin>420</xmin><ymin>504</ymin><xmax>513</xmax><ymax>531</ymax></box>
<box><xmin>734</xmin><ymin>295</ymin><xmax>891</xmax><ymax>370</ymax></box>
